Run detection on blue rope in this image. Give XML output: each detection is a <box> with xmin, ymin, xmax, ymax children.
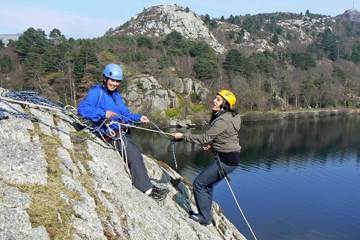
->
<box><xmin>2</xmin><ymin>90</ymin><xmax>63</xmax><ymax>108</ymax></box>
<box><xmin>0</xmin><ymin>108</ymin><xmax>9</xmax><ymax>120</ymax></box>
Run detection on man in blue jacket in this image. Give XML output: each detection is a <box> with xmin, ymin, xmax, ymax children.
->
<box><xmin>78</xmin><ymin>63</ymin><xmax>168</xmax><ymax>201</ymax></box>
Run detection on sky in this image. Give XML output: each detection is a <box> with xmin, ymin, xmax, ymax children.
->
<box><xmin>0</xmin><ymin>0</ymin><xmax>358</xmax><ymax>39</ymax></box>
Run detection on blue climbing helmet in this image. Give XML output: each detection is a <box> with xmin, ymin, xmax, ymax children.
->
<box><xmin>102</xmin><ymin>63</ymin><xmax>123</xmax><ymax>81</ymax></box>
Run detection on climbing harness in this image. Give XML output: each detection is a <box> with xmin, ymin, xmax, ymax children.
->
<box><xmin>215</xmin><ymin>155</ymin><xmax>258</xmax><ymax>240</ymax></box>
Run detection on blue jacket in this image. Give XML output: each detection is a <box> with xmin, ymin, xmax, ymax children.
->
<box><xmin>78</xmin><ymin>84</ymin><xmax>141</xmax><ymax>133</ymax></box>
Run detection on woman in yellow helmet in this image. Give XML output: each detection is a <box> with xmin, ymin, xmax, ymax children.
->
<box><xmin>173</xmin><ymin>89</ymin><xmax>241</xmax><ymax>225</ymax></box>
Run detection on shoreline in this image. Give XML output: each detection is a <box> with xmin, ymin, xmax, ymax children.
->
<box><xmin>241</xmin><ymin>108</ymin><xmax>360</xmax><ymax>123</ymax></box>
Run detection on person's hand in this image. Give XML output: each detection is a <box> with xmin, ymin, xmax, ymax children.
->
<box><xmin>203</xmin><ymin>144</ymin><xmax>212</xmax><ymax>151</ymax></box>
<box><xmin>140</xmin><ymin>115</ymin><xmax>150</xmax><ymax>123</ymax></box>
<box><xmin>172</xmin><ymin>132</ymin><xmax>184</xmax><ymax>140</ymax></box>
<box><xmin>105</xmin><ymin>111</ymin><xmax>117</xmax><ymax>119</ymax></box>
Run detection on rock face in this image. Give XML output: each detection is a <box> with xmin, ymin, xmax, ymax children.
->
<box><xmin>277</xmin><ymin>16</ymin><xmax>334</xmax><ymax>44</ymax></box>
<box><xmin>0</xmin><ymin>88</ymin><xmax>246</xmax><ymax>240</ymax></box>
<box><xmin>215</xmin><ymin>15</ymin><xmax>334</xmax><ymax>52</ymax></box>
<box><xmin>125</xmin><ymin>74</ymin><xmax>209</xmax><ymax>114</ymax></box>
<box><xmin>337</xmin><ymin>9</ymin><xmax>360</xmax><ymax>23</ymax></box>
<box><xmin>106</xmin><ymin>4</ymin><xmax>225</xmax><ymax>54</ymax></box>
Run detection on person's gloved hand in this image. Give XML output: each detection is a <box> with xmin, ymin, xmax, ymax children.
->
<box><xmin>172</xmin><ymin>132</ymin><xmax>184</xmax><ymax>141</ymax></box>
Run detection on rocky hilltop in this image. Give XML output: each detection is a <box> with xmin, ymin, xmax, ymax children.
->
<box><xmin>337</xmin><ymin>9</ymin><xmax>360</xmax><ymax>22</ymax></box>
<box><xmin>0</xmin><ymin>88</ymin><xmax>246</xmax><ymax>240</ymax></box>
<box><xmin>104</xmin><ymin>4</ymin><xmax>346</xmax><ymax>53</ymax></box>
<box><xmin>106</xmin><ymin>4</ymin><xmax>225</xmax><ymax>53</ymax></box>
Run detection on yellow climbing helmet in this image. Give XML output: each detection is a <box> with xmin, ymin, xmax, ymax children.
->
<box><xmin>217</xmin><ymin>89</ymin><xmax>236</xmax><ymax>109</ymax></box>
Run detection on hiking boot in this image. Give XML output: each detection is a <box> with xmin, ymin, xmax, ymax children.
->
<box><xmin>152</xmin><ymin>185</ymin><xmax>169</xmax><ymax>195</ymax></box>
<box><xmin>149</xmin><ymin>189</ymin><xmax>167</xmax><ymax>201</ymax></box>
<box><xmin>189</xmin><ymin>213</ymin><xmax>210</xmax><ymax>225</ymax></box>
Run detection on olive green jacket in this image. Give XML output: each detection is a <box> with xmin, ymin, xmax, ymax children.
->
<box><xmin>184</xmin><ymin>111</ymin><xmax>241</xmax><ymax>152</ymax></box>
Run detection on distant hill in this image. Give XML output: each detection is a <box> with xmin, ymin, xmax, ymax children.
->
<box><xmin>337</xmin><ymin>9</ymin><xmax>360</xmax><ymax>22</ymax></box>
<box><xmin>0</xmin><ymin>34</ymin><xmax>21</xmax><ymax>46</ymax></box>
<box><xmin>105</xmin><ymin>4</ymin><xmax>225</xmax><ymax>53</ymax></box>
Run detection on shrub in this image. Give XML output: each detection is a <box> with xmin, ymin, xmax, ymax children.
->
<box><xmin>165</xmin><ymin>108</ymin><xmax>180</xmax><ymax>118</ymax></box>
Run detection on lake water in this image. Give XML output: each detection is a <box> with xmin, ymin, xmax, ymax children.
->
<box><xmin>133</xmin><ymin>116</ymin><xmax>360</xmax><ymax>240</ymax></box>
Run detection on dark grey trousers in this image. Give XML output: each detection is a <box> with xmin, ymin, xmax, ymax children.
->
<box><xmin>111</xmin><ymin>135</ymin><xmax>153</xmax><ymax>192</ymax></box>
<box><xmin>193</xmin><ymin>157</ymin><xmax>237</xmax><ymax>224</ymax></box>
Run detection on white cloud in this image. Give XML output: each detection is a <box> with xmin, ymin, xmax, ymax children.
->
<box><xmin>0</xmin><ymin>4</ymin><xmax>122</xmax><ymax>38</ymax></box>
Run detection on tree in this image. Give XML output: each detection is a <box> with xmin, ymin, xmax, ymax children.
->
<box><xmin>271</xmin><ymin>34</ymin><xmax>279</xmax><ymax>44</ymax></box>
<box><xmin>73</xmin><ymin>41</ymin><xmax>100</xmax><ymax>84</ymax></box>
<box><xmin>351</xmin><ymin>41</ymin><xmax>360</xmax><ymax>63</ymax></box>
<box><xmin>223</xmin><ymin>49</ymin><xmax>249</xmax><ymax>76</ymax></box>
<box><xmin>190</xmin><ymin>42</ymin><xmax>218</xmax><ymax>80</ymax></box>
<box><xmin>203</xmin><ymin>14</ymin><xmax>211</xmax><ymax>25</ymax></box>
<box><xmin>0</xmin><ymin>56</ymin><xmax>14</xmax><ymax>73</ymax></box>
<box><xmin>291</xmin><ymin>52</ymin><xmax>316</xmax><ymax>70</ymax></box>
<box><xmin>15</xmin><ymin>28</ymin><xmax>49</xmax><ymax>61</ymax></box>
<box><xmin>137</xmin><ymin>36</ymin><xmax>154</xmax><ymax>49</ymax></box>
<box><xmin>320</xmin><ymin>28</ymin><xmax>339</xmax><ymax>61</ymax></box>
<box><xmin>163</xmin><ymin>31</ymin><xmax>188</xmax><ymax>56</ymax></box>
<box><xmin>14</xmin><ymin>28</ymin><xmax>49</xmax><ymax>89</ymax></box>
<box><xmin>194</xmin><ymin>56</ymin><xmax>218</xmax><ymax>80</ymax></box>
<box><xmin>0</xmin><ymin>40</ymin><xmax>4</xmax><ymax>49</ymax></box>
<box><xmin>49</xmin><ymin>28</ymin><xmax>65</xmax><ymax>45</ymax></box>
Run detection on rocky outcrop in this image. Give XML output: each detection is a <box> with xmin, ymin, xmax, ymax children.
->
<box><xmin>0</xmin><ymin>89</ymin><xmax>245</xmax><ymax>240</ymax></box>
<box><xmin>277</xmin><ymin>16</ymin><xmax>334</xmax><ymax>44</ymax></box>
<box><xmin>215</xmin><ymin>14</ymin><xmax>334</xmax><ymax>52</ymax></box>
<box><xmin>337</xmin><ymin>9</ymin><xmax>360</xmax><ymax>23</ymax></box>
<box><xmin>106</xmin><ymin>5</ymin><xmax>225</xmax><ymax>54</ymax></box>
<box><xmin>125</xmin><ymin>74</ymin><xmax>209</xmax><ymax>114</ymax></box>
<box><xmin>125</xmin><ymin>74</ymin><xmax>178</xmax><ymax>115</ymax></box>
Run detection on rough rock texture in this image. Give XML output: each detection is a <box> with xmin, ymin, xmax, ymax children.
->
<box><xmin>0</xmin><ymin>182</ymin><xmax>49</xmax><ymax>240</ymax></box>
<box><xmin>0</xmin><ymin>89</ymin><xmax>246</xmax><ymax>239</ymax></box>
<box><xmin>277</xmin><ymin>16</ymin><xmax>334</xmax><ymax>44</ymax></box>
<box><xmin>125</xmin><ymin>74</ymin><xmax>209</xmax><ymax>114</ymax></box>
<box><xmin>106</xmin><ymin>4</ymin><xmax>225</xmax><ymax>54</ymax></box>
<box><xmin>214</xmin><ymin>14</ymin><xmax>335</xmax><ymax>52</ymax></box>
<box><xmin>0</xmin><ymin>101</ymin><xmax>48</xmax><ymax>185</ymax></box>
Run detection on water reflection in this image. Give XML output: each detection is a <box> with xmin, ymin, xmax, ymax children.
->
<box><xmin>134</xmin><ymin>116</ymin><xmax>360</xmax><ymax>174</ymax></box>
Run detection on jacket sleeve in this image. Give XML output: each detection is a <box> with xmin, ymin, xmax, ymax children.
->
<box><xmin>183</xmin><ymin>117</ymin><xmax>227</xmax><ymax>145</ymax></box>
<box><xmin>77</xmin><ymin>88</ymin><xmax>106</xmax><ymax>122</ymax></box>
<box><xmin>113</xmin><ymin>94</ymin><xmax>142</xmax><ymax>123</ymax></box>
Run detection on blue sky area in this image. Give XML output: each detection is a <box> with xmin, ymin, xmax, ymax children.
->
<box><xmin>0</xmin><ymin>0</ymin><xmax>357</xmax><ymax>39</ymax></box>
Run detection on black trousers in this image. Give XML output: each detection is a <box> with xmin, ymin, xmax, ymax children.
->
<box><xmin>110</xmin><ymin>135</ymin><xmax>153</xmax><ymax>192</ymax></box>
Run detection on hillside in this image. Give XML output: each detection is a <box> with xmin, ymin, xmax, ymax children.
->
<box><xmin>1</xmin><ymin>5</ymin><xmax>360</xmax><ymax>123</ymax></box>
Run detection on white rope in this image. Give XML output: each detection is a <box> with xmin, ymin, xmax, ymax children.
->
<box><xmin>223</xmin><ymin>174</ymin><xmax>258</xmax><ymax>240</ymax></box>
<box><xmin>118</xmin><ymin>122</ymin><xmax>174</xmax><ymax>136</ymax></box>
<box><xmin>110</xmin><ymin>122</ymin><xmax>132</xmax><ymax>181</ymax></box>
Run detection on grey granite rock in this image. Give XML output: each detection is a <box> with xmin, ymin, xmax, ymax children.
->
<box><xmin>0</xmin><ymin>182</ymin><xmax>49</xmax><ymax>240</ymax></box>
